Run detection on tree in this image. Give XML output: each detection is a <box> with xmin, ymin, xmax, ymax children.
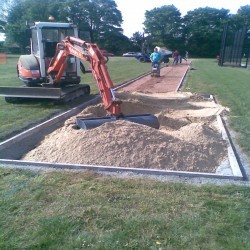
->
<box><xmin>0</xmin><ymin>0</ymin><xmax>12</xmax><ymax>37</ymax></box>
<box><xmin>4</xmin><ymin>0</ymin><xmax>125</xmax><ymax>53</ymax></box>
<box><xmin>60</xmin><ymin>0</ymin><xmax>91</xmax><ymax>34</ymax></box>
<box><xmin>183</xmin><ymin>7</ymin><xmax>230</xmax><ymax>57</ymax></box>
<box><xmin>0</xmin><ymin>0</ymin><xmax>13</xmax><ymax>22</ymax></box>
<box><xmin>63</xmin><ymin>0</ymin><xmax>123</xmax><ymax>45</ymax></box>
<box><xmin>99</xmin><ymin>31</ymin><xmax>131</xmax><ymax>54</ymax></box>
<box><xmin>230</xmin><ymin>5</ymin><xmax>250</xmax><ymax>29</ymax></box>
<box><xmin>5</xmin><ymin>1</ymin><xmax>30</xmax><ymax>50</ymax></box>
<box><xmin>143</xmin><ymin>5</ymin><xmax>183</xmax><ymax>50</ymax></box>
<box><xmin>0</xmin><ymin>20</ymin><xmax>6</xmax><ymax>32</ymax></box>
<box><xmin>129</xmin><ymin>32</ymin><xmax>145</xmax><ymax>52</ymax></box>
<box><xmin>85</xmin><ymin>0</ymin><xmax>123</xmax><ymax>44</ymax></box>
<box><xmin>5</xmin><ymin>0</ymin><xmax>64</xmax><ymax>51</ymax></box>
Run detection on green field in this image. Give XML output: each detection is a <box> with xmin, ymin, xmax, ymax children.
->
<box><xmin>1</xmin><ymin>56</ymin><xmax>250</xmax><ymax>249</ymax></box>
<box><xmin>1</xmin><ymin>169</ymin><xmax>250</xmax><ymax>249</ymax></box>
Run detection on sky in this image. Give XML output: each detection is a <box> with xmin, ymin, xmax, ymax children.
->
<box><xmin>114</xmin><ymin>0</ymin><xmax>250</xmax><ymax>37</ymax></box>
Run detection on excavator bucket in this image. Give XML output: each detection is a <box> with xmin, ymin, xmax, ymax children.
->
<box><xmin>76</xmin><ymin>114</ymin><xmax>160</xmax><ymax>130</ymax></box>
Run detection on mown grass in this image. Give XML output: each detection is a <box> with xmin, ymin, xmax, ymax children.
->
<box><xmin>0</xmin><ymin>169</ymin><xmax>250</xmax><ymax>249</ymax></box>
<box><xmin>0</xmin><ymin>56</ymin><xmax>150</xmax><ymax>141</ymax></box>
<box><xmin>184</xmin><ymin>59</ymin><xmax>250</xmax><ymax>157</ymax></box>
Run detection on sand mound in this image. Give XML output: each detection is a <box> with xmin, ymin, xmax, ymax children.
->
<box><xmin>22</xmin><ymin>92</ymin><xmax>228</xmax><ymax>173</ymax></box>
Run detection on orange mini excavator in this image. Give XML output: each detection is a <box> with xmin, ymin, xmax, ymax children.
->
<box><xmin>0</xmin><ymin>22</ymin><xmax>90</xmax><ymax>102</ymax></box>
<box><xmin>0</xmin><ymin>22</ymin><xmax>159</xmax><ymax>129</ymax></box>
<box><xmin>47</xmin><ymin>36</ymin><xmax>159</xmax><ymax>129</ymax></box>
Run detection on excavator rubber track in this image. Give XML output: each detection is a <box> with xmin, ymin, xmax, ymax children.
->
<box><xmin>0</xmin><ymin>84</ymin><xmax>90</xmax><ymax>103</ymax></box>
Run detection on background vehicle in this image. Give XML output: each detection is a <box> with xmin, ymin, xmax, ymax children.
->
<box><xmin>100</xmin><ymin>50</ymin><xmax>114</xmax><ymax>56</ymax></box>
<box><xmin>135</xmin><ymin>53</ymin><xmax>151</xmax><ymax>63</ymax></box>
<box><xmin>122</xmin><ymin>52</ymin><xmax>138</xmax><ymax>57</ymax></box>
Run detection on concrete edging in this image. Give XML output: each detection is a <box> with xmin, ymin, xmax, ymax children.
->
<box><xmin>0</xmin><ymin>159</ymin><xmax>244</xmax><ymax>181</ymax></box>
<box><xmin>175</xmin><ymin>61</ymin><xmax>191</xmax><ymax>91</ymax></box>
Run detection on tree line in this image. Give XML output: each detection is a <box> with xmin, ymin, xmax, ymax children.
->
<box><xmin>0</xmin><ymin>0</ymin><xmax>250</xmax><ymax>57</ymax></box>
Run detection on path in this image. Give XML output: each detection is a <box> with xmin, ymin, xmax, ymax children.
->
<box><xmin>120</xmin><ymin>62</ymin><xmax>191</xmax><ymax>93</ymax></box>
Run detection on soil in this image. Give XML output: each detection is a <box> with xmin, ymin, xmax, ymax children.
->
<box><xmin>22</xmin><ymin>63</ymin><xmax>229</xmax><ymax>173</ymax></box>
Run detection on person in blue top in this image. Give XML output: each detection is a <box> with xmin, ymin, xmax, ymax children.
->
<box><xmin>150</xmin><ymin>47</ymin><xmax>162</xmax><ymax>77</ymax></box>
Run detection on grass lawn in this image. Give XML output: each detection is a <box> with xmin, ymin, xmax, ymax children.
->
<box><xmin>0</xmin><ymin>56</ymin><xmax>250</xmax><ymax>249</ymax></box>
<box><xmin>0</xmin><ymin>169</ymin><xmax>250</xmax><ymax>249</ymax></box>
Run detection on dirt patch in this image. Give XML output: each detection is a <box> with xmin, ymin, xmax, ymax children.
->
<box><xmin>22</xmin><ymin>91</ymin><xmax>228</xmax><ymax>173</ymax></box>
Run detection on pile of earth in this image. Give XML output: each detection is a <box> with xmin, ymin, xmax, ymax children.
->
<box><xmin>22</xmin><ymin>92</ymin><xmax>228</xmax><ymax>173</ymax></box>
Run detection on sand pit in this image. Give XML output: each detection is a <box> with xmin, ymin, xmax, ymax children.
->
<box><xmin>22</xmin><ymin>92</ymin><xmax>228</xmax><ymax>173</ymax></box>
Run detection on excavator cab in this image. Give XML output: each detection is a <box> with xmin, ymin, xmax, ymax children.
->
<box><xmin>18</xmin><ymin>22</ymin><xmax>82</xmax><ymax>87</ymax></box>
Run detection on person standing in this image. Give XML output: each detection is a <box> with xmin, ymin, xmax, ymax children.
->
<box><xmin>150</xmin><ymin>47</ymin><xmax>162</xmax><ymax>77</ymax></box>
<box><xmin>142</xmin><ymin>39</ymin><xmax>149</xmax><ymax>54</ymax></box>
<box><xmin>172</xmin><ymin>50</ymin><xmax>179</xmax><ymax>65</ymax></box>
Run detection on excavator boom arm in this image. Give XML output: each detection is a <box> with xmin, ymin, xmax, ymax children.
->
<box><xmin>48</xmin><ymin>36</ymin><xmax>122</xmax><ymax>117</ymax></box>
